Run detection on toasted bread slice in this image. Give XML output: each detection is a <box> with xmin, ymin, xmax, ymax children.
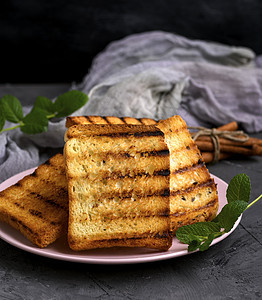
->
<box><xmin>156</xmin><ymin>116</ymin><xmax>219</xmax><ymax>232</ymax></box>
<box><xmin>65</xmin><ymin>115</ymin><xmax>219</xmax><ymax>233</ymax></box>
<box><xmin>66</xmin><ymin>115</ymin><xmax>157</xmax><ymax>128</ymax></box>
<box><xmin>64</xmin><ymin>124</ymin><xmax>172</xmax><ymax>251</ymax></box>
<box><xmin>0</xmin><ymin>154</ymin><xmax>68</xmax><ymax>248</ymax></box>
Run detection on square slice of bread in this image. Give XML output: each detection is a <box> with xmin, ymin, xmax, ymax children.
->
<box><xmin>64</xmin><ymin>124</ymin><xmax>172</xmax><ymax>251</ymax></box>
<box><xmin>0</xmin><ymin>154</ymin><xmax>68</xmax><ymax>248</ymax></box>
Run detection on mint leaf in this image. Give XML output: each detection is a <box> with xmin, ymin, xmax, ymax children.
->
<box><xmin>176</xmin><ymin>223</ymin><xmax>222</xmax><ymax>252</ymax></box>
<box><xmin>21</xmin><ymin>107</ymin><xmax>48</xmax><ymax>134</ymax></box>
<box><xmin>226</xmin><ymin>173</ymin><xmax>251</xmax><ymax>203</ymax></box>
<box><xmin>0</xmin><ymin>91</ymin><xmax>89</xmax><ymax>135</ymax></box>
<box><xmin>1</xmin><ymin>95</ymin><xmax>23</xmax><ymax>123</ymax></box>
<box><xmin>199</xmin><ymin>233</ymin><xmax>216</xmax><ymax>251</ymax></box>
<box><xmin>188</xmin><ymin>240</ymin><xmax>201</xmax><ymax>252</ymax></box>
<box><xmin>33</xmin><ymin>96</ymin><xmax>55</xmax><ymax>114</ymax></box>
<box><xmin>216</xmin><ymin>201</ymin><xmax>248</xmax><ymax>232</ymax></box>
<box><xmin>176</xmin><ymin>222</ymin><xmax>221</xmax><ymax>244</ymax></box>
<box><xmin>53</xmin><ymin>90</ymin><xmax>88</xmax><ymax>118</ymax></box>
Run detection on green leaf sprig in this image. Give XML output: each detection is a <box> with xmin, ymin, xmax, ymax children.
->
<box><xmin>0</xmin><ymin>90</ymin><xmax>88</xmax><ymax>134</ymax></box>
<box><xmin>176</xmin><ymin>174</ymin><xmax>262</xmax><ymax>252</ymax></box>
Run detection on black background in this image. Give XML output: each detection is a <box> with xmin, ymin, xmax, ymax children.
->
<box><xmin>1</xmin><ymin>0</ymin><xmax>262</xmax><ymax>83</ymax></box>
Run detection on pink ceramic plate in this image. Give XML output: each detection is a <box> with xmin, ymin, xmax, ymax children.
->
<box><xmin>0</xmin><ymin>169</ymin><xmax>240</xmax><ymax>264</ymax></box>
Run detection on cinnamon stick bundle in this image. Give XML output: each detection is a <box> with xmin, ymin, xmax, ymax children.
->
<box><xmin>195</xmin><ymin>140</ymin><xmax>262</xmax><ymax>156</ymax></box>
<box><xmin>190</xmin><ymin>121</ymin><xmax>262</xmax><ymax>164</ymax></box>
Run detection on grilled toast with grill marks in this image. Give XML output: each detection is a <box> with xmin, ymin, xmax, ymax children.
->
<box><xmin>65</xmin><ymin>115</ymin><xmax>219</xmax><ymax>233</ymax></box>
<box><xmin>64</xmin><ymin>124</ymin><xmax>172</xmax><ymax>251</ymax></box>
<box><xmin>156</xmin><ymin>116</ymin><xmax>218</xmax><ymax>232</ymax></box>
<box><xmin>0</xmin><ymin>154</ymin><xmax>68</xmax><ymax>248</ymax></box>
<box><xmin>66</xmin><ymin>115</ymin><xmax>157</xmax><ymax>128</ymax></box>
<box><xmin>0</xmin><ymin>114</ymin><xmax>218</xmax><ymax>249</ymax></box>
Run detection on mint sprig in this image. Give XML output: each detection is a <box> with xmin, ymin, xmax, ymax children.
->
<box><xmin>0</xmin><ymin>90</ymin><xmax>88</xmax><ymax>134</ymax></box>
<box><xmin>176</xmin><ymin>173</ymin><xmax>262</xmax><ymax>252</ymax></box>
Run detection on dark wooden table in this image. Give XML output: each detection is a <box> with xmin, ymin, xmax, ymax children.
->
<box><xmin>0</xmin><ymin>85</ymin><xmax>261</xmax><ymax>299</ymax></box>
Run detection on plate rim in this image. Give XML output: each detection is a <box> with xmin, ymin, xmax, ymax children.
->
<box><xmin>0</xmin><ymin>169</ymin><xmax>240</xmax><ymax>264</ymax></box>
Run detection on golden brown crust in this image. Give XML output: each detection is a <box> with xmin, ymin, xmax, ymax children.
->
<box><xmin>0</xmin><ymin>153</ymin><xmax>68</xmax><ymax>248</ymax></box>
<box><xmin>68</xmin><ymin>234</ymin><xmax>172</xmax><ymax>251</ymax></box>
<box><xmin>65</xmin><ymin>116</ymin><xmax>157</xmax><ymax>128</ymax></box>
<box><xmin>65</xmin><ymin>123</ymin><xmax>162</xmax><ymax>139</ymax></box>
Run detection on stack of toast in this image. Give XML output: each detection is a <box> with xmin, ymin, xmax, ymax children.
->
<box><xmin>0</xmin><ymin>115</ymin><xmax>218</xmax><ymax>251</ymax></box>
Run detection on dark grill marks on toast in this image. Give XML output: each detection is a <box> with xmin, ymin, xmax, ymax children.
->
<box><xmin>29</xmin><ymin>192</ymin><xmax>68</xmax><ymax>211</ymax></box>
<box><xmin>66</xmin><ymin>116</ymin><xmax>158</xmax><ymax>128</ymax></box>
<box><xmin>0</xmin><ymin>153</ymin><xmax>68</xmax><ymax>248</ymax></box>
<box><xmin>155</xmin><ymin>116</ymin><xmax>219</xmax><ymax>232</ymax></box>
<box><xmin>64</xmin><ymin>115</ymin><xmax>219</xmax><ymax>237</ymax></box>
<box><xmin>72</xmin><ymin>146</ymin><xmax>170</xmax><ymax>179</ymax></box>
<box><xmin>119</xmin><ymin>117</ymin><xmax>128</xmax><ymax>124</ymax></box>
<box><xmin>10</xmin><ymin>216</ymin><xmax>35</xmax><ymax>235</ymax></box>
<box><xmin>88</xmin><ymin>116</ymin><xmax>109</xmax><ymax>124</ymax></box>
<box><xmin>141</xmin><ymin>149</ymin><xmax>169</xmax><ymax>157</ymax></box>
<box><xmin>65</xmin><ymin>116</ymin><xmax>219</xmax><ymax>239</ymax></box>
<box><xmin>21</xmin><ymin>156</ymin><xmax>68</xmax><ymax>212</ymax></box>
<box><xmin>171</xmin><ymin>199</ymin><xmax>218</xmax><ymax>217</ymax></box>
<box><xmin>72</xmin><ymin>148</ymin><xmax>169</xmax><ymax>166</ymax></box>
<box><xmin>82</xmin><ymin>128</ymin><xmax>164</xmax><ymax>139</ymax></box>
<box><xmin>172</xmin><ymin>158</ymin><xmax>204</xmax><ymax>176</ymax></box>
<box><xmin>86</xmin><ymin>231</ymin><xmax>171</xmax><ymax>243</ymax></box>
<box><xmin>65</xmin><ymin>123</ymin><xmax>186</xmax><ymax>139</ymax></box>
<box><xmin>65</xmin><ymin>123</ymin><xmax>172</xmax><ymax>251</ymax></box>
<box><xmin>68</xmin><ymin>232</ymin><xmax>172</xmax><ymax>249</ymax></box>
<box><xmin>170</xmin><ymin>178</ymin><xmax>215</xmax><ymax>197</ymax></box>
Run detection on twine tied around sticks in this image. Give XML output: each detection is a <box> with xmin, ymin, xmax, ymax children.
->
<box><xmin>188</xmin><ymin>126</ymin><xmax>249</xmax><ymax>163</ymax></box>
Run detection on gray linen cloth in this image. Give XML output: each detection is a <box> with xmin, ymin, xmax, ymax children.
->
<box><xmin>1</xmin><ymin>31</ymin><xmax>262</xmax><ymax>182</ymax></box>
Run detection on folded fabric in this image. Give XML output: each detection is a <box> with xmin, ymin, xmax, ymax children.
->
<box><xmin>77</xmin><ymin>31</ymin><xmax>261</xmax><ymax>132</ymax></box>
<box><xmin>0</xmin><ymin>131</ymin><xmax>39</xmax><ymax>181</ymax></box>
<box><xmin>79</xmin><ymin>60</ymin><xmax>262</xmax><ymax>132</ymax></box>
<box><xmin>79</xmin><ymin>30</ymin><xmax>255</xmax><ymax>92</ymax></box>
<box><xmin>1</xmin><ymin>31</ymin><xmax>262</xmax><ymax>182</ymax></box>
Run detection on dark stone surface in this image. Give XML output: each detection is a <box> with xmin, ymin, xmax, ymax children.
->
<box><xmin>1</xmin><ymin>0</ymin><xmax>262</xmax><ymax>83</ymax></box>
<box><xmin>0</xmin><ymin>85</ymin><xmax>262</xmax><ymax>299</ymax></box>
